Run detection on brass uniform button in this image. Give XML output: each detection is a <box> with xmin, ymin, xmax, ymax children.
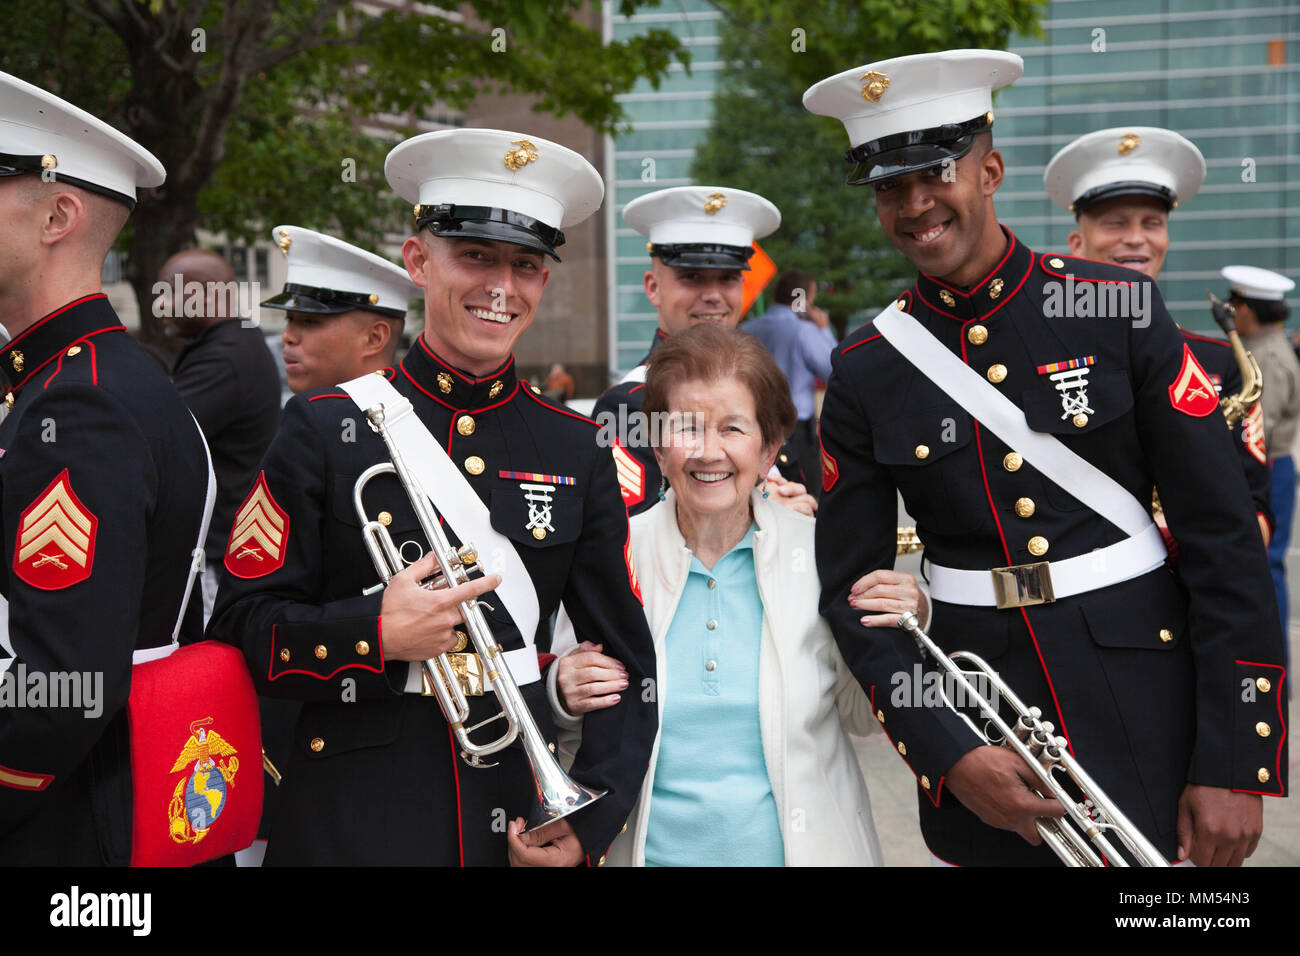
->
<box><xmin>779</xmin><ymin>453</ymin><xmax>788</xmax><ymax>464</ymax></box>
<box><xmin>1258</xmin><ymin>768</ymin><xmax>1271</xmax><ymax>784</ymax></box>
<box><xmin>532</xmin><ymin>526</ymin><xmax>547</xmax><ymax>540</ymax></box>
<box><xmin>279</xmin><ymin>648</ymin><xmax>291</xmax><ymax>663</ymax></box>
<box><xmin>464</xmin><ymin>456</ymin><xmax>485</xmax><ymax>475</ymax></box>
<box><xmin>1003</xmin><ymin>452</ymin><xmax>1023</xmax><ymax>472</ymax></box>
<box><xmin>4</xmin><ymin>393</ymin><xmax>12</xmax><ymax>410</ymax></box>
<box><xmin>66</xmin><ymin>346</ymin><xmax>82</xmax><ymax>357</ymax></box>
<box><xmin>939</xmin><ymin>289</ymin><xmax>956</xmax><ymax>307</ymax></box>
<box><xmin>489</xmin><ymin>380</ymin><xmax>504</xmax><ymax>398</ymax></box>
<box><xmin>456</xmin><ymin>415</ymin><xmax>476</xmax><ymax>436</ymax></box>
<box><xmin>40</xmin><ymin>154</ymin><xmax>57</xmax><ymax>170</ymax></box>
<box><xmin>368</xmin><ymin>293</ymin><xmax>379</xmax><ymax>305</ymax></box>
<box><xmin>437</xmin><ymin>372</ymin><xmax>453</xmax><ymax>394</ymax></box>
<box><xmin>987</xmin><ymin>364</ymin><xmax>1008</xmax><ymax>384</ymax></box>
<box><xmin>897</xmin><ymin>741</ymin><xmax>907</xmax><ymax>756</ymax></box>
<box><xmin>914</xmin><ymin>444</ymin><xmax>930</xmax><ymax>460</ymax></box>
<box><xmin>1257</xmin><ymin>677</ymin><xmax>1272</xmax><ymax>693</ymax></box>
<box><xmin>355</xmin><ymin>641</ymin><xmax>370</xmax><ymax>656</ymax></box>
<box><xmin>377</xmin><ymin>511</ymin><xmax>392</xmax><ymax>526</ymax></box>
<box><xmin>920</xmin><ymin>775</ymin><xmax>931</xmax><ymax>790</ymax></box>
<box><xmin>1027</xmin><ymin>535</ymin><xmax>1049</xmax><ymax>557</ymax></box>
<box><xmin>1048</xmin><ymin>257</ymin><xmax>1065</xmax><ymax>269</ymax></box>
<box><xmin>1073</xmin><ymin>412</ymin><xmax>1089</xmax><ymax>428</ymax></box>
<box><xmin>1014</xmin><ymin>497</ymin><xmax>1035</xmax><ymax>518</ymax></box>
<box><xmin>967</xmin><ymin>324</ymin><xmax>988</xmax><ymax>345</ymax></box>
<box><xmin>310</xmin><ymin>737</ymin><xmax>325</xmax><ymax>753</ymax></box>
<box><xmin>530</xmin><ymin>383</ymin><xmax>541</xmax><ymax>395</ymax></box>
<box><xmin>314</xmin><ymin>644</ymin><xmax>328</xmax><ymax>660</ymax></box>
<box><xmin>876</xmin><ymin>709</ymin><xmax>885</xmax><ymax>723</ymax></box>
<box><xmin>1256</xmin><ymin>721</ymin><xmax>1271</xmax><ymax>738</ymax></box>
<box><xmin>598</xmin><ymin>855</ymin><xmax>607</xmax><ymax>866</ymax></box>
<box><xmin>988</xmin><ymin>277</ymin><xmax>1004</xmax><ymax>299</ymax></box>
<box><xmin>621</xmin><ymin>823</ymin><xmax>628</xmax><ymax>835</ymax></box>
<box><xmin>548</xmin><ymin>742</ymin><xmax>557</xmax><ymax>753</ymax></box>
<box><xmin>895</xmin><ymin>298</ymin><xmax>907</xmax><ymax>309</ymax></box>
<box><xmin>1159</xmin><ymin>628</ymin><xmax>1173</xmax><ymax>643</ymax></box>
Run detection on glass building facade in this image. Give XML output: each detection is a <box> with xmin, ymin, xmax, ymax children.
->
<box><xmin>603</xmin><ymin>0</ymin><xmax>1297</xmax><ymax>371</ymax></box>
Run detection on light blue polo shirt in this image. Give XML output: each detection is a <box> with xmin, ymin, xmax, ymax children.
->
<box><xmin>643</xmin><ymin>526</ymin><xmax>785</xmax><ymax>866</ymax></box>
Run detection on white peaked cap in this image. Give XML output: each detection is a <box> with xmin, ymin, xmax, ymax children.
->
<box><xmin>262</xmin><ymin>225</ymin><xmax>417</xmax><ymax>317</ymax></box>
<box><xmin>1222</xmin><ymin>265</ymin><xmax>1295</xmax><ymax>302</ymax></box>
<box><xmin>1045</xmin><ymin>127</ymin><xmax>1206</xmax><ymax>213</ymax></box>
<box><xmin>385</xmin><ymin>128</ymin><xmax>603</xmax><ymax>261</ymax></box>
<box><xmin>623</xmin><ymin>185</ymin><xmax>780</xmax><ymax>250</ymax></box>
<box><xmin>802</xmin><ymin>50</ymin><xmax>1022</xmax><ymax>184</ymax></box>
<box><xmin>0</xmin><ymin>70</ymin><xmax>164</xmax><ymax>205</ymax></box>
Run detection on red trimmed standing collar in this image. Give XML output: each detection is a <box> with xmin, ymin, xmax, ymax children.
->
<box><xmin>0</xmin><ymin>294</ymin><xmax>126</xmax><ymax>398</ymax></box>
<box><xmin>400</xmin><ymin>335</ymin><xmax>520</xmax><ymax>412</ymax></box>
<box><xmin>913</xmin><ymin>227</ymin><xmax>1035</xmax><ymax>322</ymax></box>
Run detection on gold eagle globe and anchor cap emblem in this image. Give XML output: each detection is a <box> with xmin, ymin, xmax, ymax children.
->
<box><xmin>703</xmin><ymin>192</ymin><xmax>727</xmax><ymax>215</ymax></box>
<box><xmin>503</xmin><ymin>139</ymin><xmax>540</xmax><ymax>171</ymax></box>
<box><xmin>860</xmin><ymin>71</ymin><xmax>890</xmax><ymax>102</ymax></box>
<box><xmin>1118</xmin><ymin>132</ymin><xmax>1141</xmax><ymax>156</ymax></box>
<box><xmin>167</xmin><ymin>717</ymin><xmax>240</xmax><ymax>846</ymax></box>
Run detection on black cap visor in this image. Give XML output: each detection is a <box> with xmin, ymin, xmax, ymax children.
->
<box><xmin>1072</xmin><ymin>181</ymin><xmax>1175</xmax><ymax>216</ymax></box>
<box><xmin>261</xmin><ymin>283</ymin><xmax>407</xmax><ymax>320</ymax></box>
<box><xmin>650</xmin><ymin>243</ymin><xmax>754</xmax><ymax>271</ymax></box>
<box><xmin>416</xmin><ymin>204</ymin><xmax>565</xmax><ymax>262</ymax></box>
<box><xmin>845</xmin><ymin>114</ymin><xmax>991</xmax><ymax>186</ymax></box>
<box><xmin>0</xmin><ymin>152</ymin><xmax>138</xmax><ymax>209</ymax></box>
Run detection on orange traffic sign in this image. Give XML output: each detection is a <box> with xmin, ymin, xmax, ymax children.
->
<box><xmin>741</xmin><ymin>241</ymin><xmax>777</xmax><ymax>317</ymax></box>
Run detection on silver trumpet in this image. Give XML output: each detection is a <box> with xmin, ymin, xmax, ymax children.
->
<box><xmin>355</xmin><ymin>402</ymin><xmax>605</xmax><ymax>832</ymax></box>
<box><xmin>895</xmin><ymin>611</ymin><xmax>1167</xmax><ymax>867</ymax></box>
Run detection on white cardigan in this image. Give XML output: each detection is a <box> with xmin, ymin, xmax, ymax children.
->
<box><xmin>551</xmin><ymin>489</ymin><xmax>882</xmax><ymax>866</ymax></box>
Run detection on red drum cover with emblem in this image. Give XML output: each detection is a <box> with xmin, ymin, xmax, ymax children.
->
<box><xmin>126</xmin><ymin>641</ymin><xmax>263</xmax><ymax>866</ymax></box>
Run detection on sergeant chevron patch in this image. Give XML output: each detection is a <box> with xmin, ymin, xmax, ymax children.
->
<box><xmin>1244</xmin><ymin>402</ymin><xmax>1267</xmax><ymax>465</ymax></box>
<box><xmin>612</xmin><ymin>441</ymin><xmax>645</xmax><ymax>508</ymax></box>
<box><xmin>225</xmin><ymin>471</ymin><xmax>288</xmax><ymax>578</ymax></box>
<box><xmin>1168</xmin><ymin>344</ymin><xmax>1219</xmax><ymax>417</ymax></box>
<box><xmin>14</xmin><ymin>468</ymin><xmax>96</xmax><ymax>590</ymax></box>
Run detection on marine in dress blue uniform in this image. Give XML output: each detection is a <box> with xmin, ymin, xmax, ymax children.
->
<box><xmin>592</xmin><ymin>186</ymin><xmax>798</xmax><ymax>512</ymax></box>
<box><xmin>1045</xmin><ymin>126</ymin><xmax>1274</xmax><ymax>538</ymax></box>
<box><xmin>207</xmin><ymin>129</ymin><xmax>655</xmax><ymax>865</ymax></box>
<box><xmin>0</xmin><ymin>72</ymin><xmax>209</xmax><ymax>864</ymax></box>
<box><xmin>805</xmin><ymin>51</ymin><xmax>1287</xmax><ymax>866</ymax></box>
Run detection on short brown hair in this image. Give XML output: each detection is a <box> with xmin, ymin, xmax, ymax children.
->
<box><xmin>643</xmin><ymin>324</ymin><xmax>797</xmax><ymax>450</ymax></box>
<box><xmin>774</xmin><ymin>268</ymin><xmax>815</xmax><ymax>307</ymax></box>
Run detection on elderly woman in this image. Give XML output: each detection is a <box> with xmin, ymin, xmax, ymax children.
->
<box><xmin>548</xmin><ymin>325</ymin><xmax>926</xmax><ymax>866</ymax></box>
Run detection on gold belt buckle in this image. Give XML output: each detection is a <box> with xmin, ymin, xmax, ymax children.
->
<box><xmin>990</xmin><ymin>561</ymin><xmax>1055</xmax><ymax>609</ymax></box>
<box><xmin>422</xmin><ymin>652</ymin><xmax>485</xmax><ymax>697</ymax></box>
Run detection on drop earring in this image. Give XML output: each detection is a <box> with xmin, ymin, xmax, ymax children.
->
<box><xmin>657</xmin><ymin>475</ymin><xmax>668</xmax><ymax>502</ymax></box>
<box><xmin>760</xmin><ymin>480</ymin><xmax>770</xmax><ymax>500</ymax></box>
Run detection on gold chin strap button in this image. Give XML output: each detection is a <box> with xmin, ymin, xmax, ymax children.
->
<box><xmin>1027</xmin><ymin>536</ymin><xmax>1049</xmax><ymax>557</ymax></box>
<box><xmin>457</xmin><ymin>415</ymin><xmax>476</xmax><ymax>436</ymax></box>
<box><xmin>355</xmin><ymin>641</ymin><xmax>370</xmax><ymax>656</ymax></box>
<box><xmin>310</xmin><ymin>737</ymin><xmax>325</xmax><ymax>753</ymax></box>
<box><xmin>1258</xmin><ymin>768</ymin><xmax>1271</xmax><ymax>784</ymax></box>
<box><xmin>1159</xmin><ymin>628</ymin><xmax>1173</xmax><ymax>643</ymax></box>
<box><xmin>897</xmin><ymin>741</ymin><xmax>907</xmax><ymax>756</ymax></box>
<box><xmin>464</xmin><ymin>456</ymin><xmax>485</xmax><ymax>476</ymax></box>
<box><xmin>967</xmin><ymin>324</ymin><xmax>988</xmax><ymax>346</ymax></box>
<box><xmin>987</xmin><ymin>364</ymin><xmax>1008</xmax><ymax>384</ymax></box>
<box><xmin>1255</xmin><ymin>721</ymin><xmax>1271</xmax><ymax>738</ymax></box>
<box><xmin>1003</xmin><ymin>452</ymin><xmax>1023</xmax><ymax>472</ymax></box>
<box><xmin>1256</xmin><ymin>677</ymin><xmax>1272</xmax><ymax>693</ymax></box>
<box><xmin>314</xmin><ymin>644</ymin><xmax>328</xmax><ymax>660</ymax></box>
<box><xmin>914</xmin><ymin>444</ymin><xmax>930</xmax><ymax>460</ymax></box>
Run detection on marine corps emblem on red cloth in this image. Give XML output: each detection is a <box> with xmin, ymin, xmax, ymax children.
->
<box><xmin>1244</xmin><ymin>402</ymin><xmax>1267</xmax><ymax>465</ymax></box>
<box><xmin>167</xmin><ymin>717</ymin><xmax>240</xmax><ymax>846</ymax></box>
<box><xmin>13</xmin><ymin>468</ymin><xmax>96</xmax><ymax>590</ymax></box>
<box><xmin>1168</xmin><ymin>344</ymin><xmax>1219</xmax><ymax>417</ymax></box>
<box><xmin>612</xmin><ymin>441</ymin><xmax>645</xmax><ymax>508</ymax></box>
<box><xmin>225</xmin><ymin>471</ymin><xmax>288</xmax><ymax>578</ymax></box>
<box><xmin>820</xmin><ymin>432</ymin><xmax>839</xmax><ymax>493</ymax></box>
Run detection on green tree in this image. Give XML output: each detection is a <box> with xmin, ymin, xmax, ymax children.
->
<box><xmin>694</xmin><ymin>0</ymin><xmax>1043</xmax><ymax>332</ymax></box>
<box><xmin>1</xmin><ymin>1</ymin><xmax>686</xmax><ymax>343</ymax></box>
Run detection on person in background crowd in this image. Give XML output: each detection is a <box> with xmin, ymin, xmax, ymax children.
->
<box><xmin>159</xmin><ymin>247</ymin><xmax>281</xmax><ymax>622</ymax></box>
<box><xmin>743</xmin><ymin>268</ymin><xmax>838</xmax><ymax>501</ymax></box>
<box><xmin>543</xmin><ymin>362</ymin><xmax>576</xmax><ymax>402</ymax></box>
<box><xmin>1221</xmin><ymin>265</ymin><xmax>1299</xmax><ymax>641</ymax></box>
